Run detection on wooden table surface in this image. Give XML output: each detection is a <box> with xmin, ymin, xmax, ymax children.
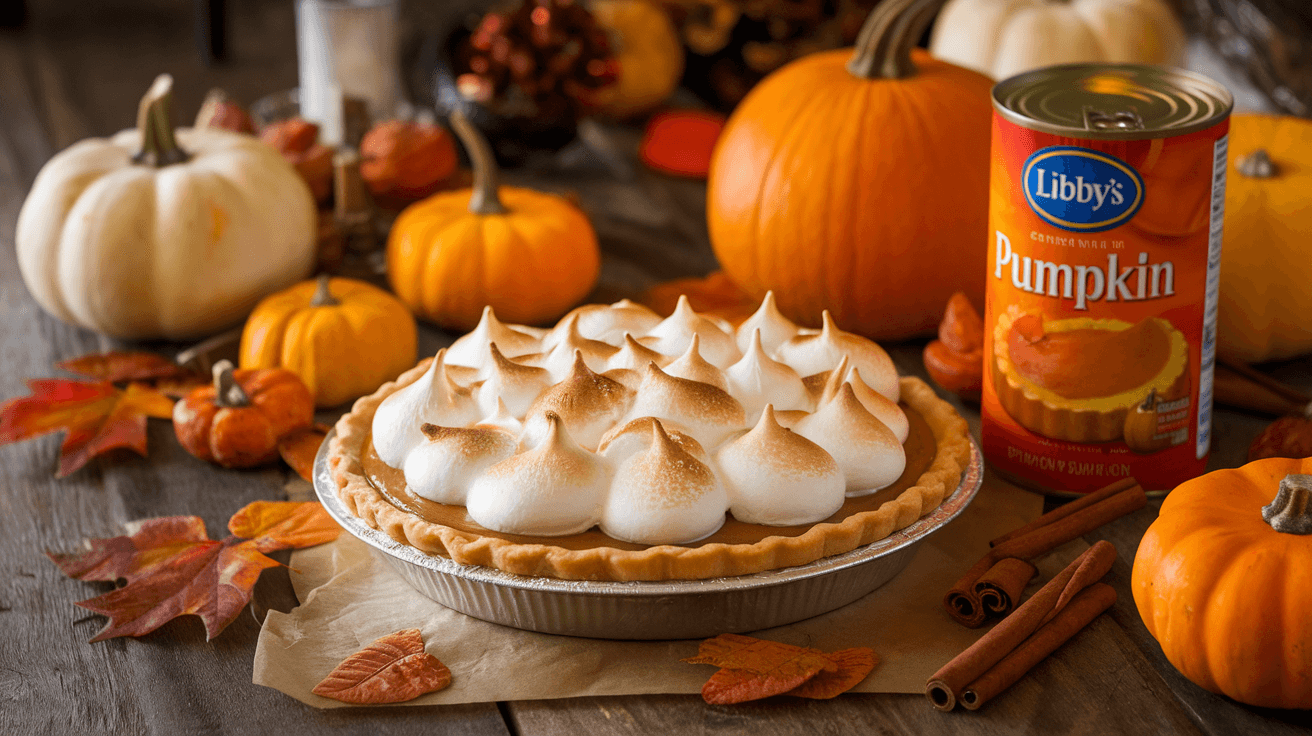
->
<box><xmin>2</xmin><ymin>3</ymin><xmax>1310</xmax><ymax>734</ymax></box>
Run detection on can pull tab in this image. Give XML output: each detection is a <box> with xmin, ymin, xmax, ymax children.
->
<box><xmin>1084</xmin><ymin>108</ymin><xmax>1144</xmax><ymax>132</ymax></box>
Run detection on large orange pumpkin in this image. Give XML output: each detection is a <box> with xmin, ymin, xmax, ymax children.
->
<box><xmin>707</xmin><ymin>0</ymin><xmax>993</xmax><ymax>341</ymax></box>
<box><xmin>1132</xmin><ymin>457</ymin><xmax>1312</xmax><ymax>709</ymax></box>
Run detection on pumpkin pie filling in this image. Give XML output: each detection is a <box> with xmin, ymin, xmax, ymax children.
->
<box><xmin>1006</xmin><ymin>313</ymin><xmax>1172</xmax><ymax>401</ymax></box>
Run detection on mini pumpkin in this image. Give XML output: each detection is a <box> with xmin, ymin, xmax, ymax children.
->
<box><xmin>707</xmin><ymin>0</ymin><xmax>993</xmax><ymax>340</ymax></box>
<box><xmin>239</xmin><ymin>274</ymin><xmax>417</xmax><ymax>408</ymax></box>
<box><xmin>173</xmin><ymin>360</ymin><xmax>315</xmax><ymax>469</ymax></box>
<box><xmin>590</xmin><ymin>0</ymin><xmax>685</xmax><ymax>119</ymax></box>
<box><xmin>360</xmin><ymin>120</ymin><xmax>459</xmax><ymax>203</ymax></box>
<box><xmin>386</xmin><ymin>111</ymin><xmax>600</xmax><ymax>330</ymax></box>
<box><xmin>1132</xmin><ymin>457</ymin><xmax>1312</xmax><ymax>709</ymax></box>
<box><xmin>1123</xmin><ymin>389</ymin><xmax>1172</xmax><ymax>454</ymax></box>
<box><xmin>261</xmin><ymin>117</ymin><xmax>334</xmax><ymax>204</ymax></box>
<box><xmin>1217</xmin><ymin>114</ymin><xmax>1312</xmax><ymax>364</ymax></box>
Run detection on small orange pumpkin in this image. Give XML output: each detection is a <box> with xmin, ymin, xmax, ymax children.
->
<box><xmin>1132</xmin><ymin>457</ymin><xmax>1312</xmax><ymax>709</ymax></box>
<box><xmin>239</xmin><ymin>274</ymin><xmax>417</xmax><ymax>407</ymax></box>
<box><xmin>173</xmin><ymin>360</ymin><xmax>314</xmax><ymax>468</ymax></box>
<box><xmin>360</xmin><ymin>120</ymin><xmax>459</xmax><ymax>202</ymax></box>
<box><xmin>707</xmin><ymin>0</ymin><xmax>993</xmax><ymax>340</ymax></box>
<box><xmin>261</xmin><ymin>118</ymin><xmax>333</xmax><ymax>204</ymax></box>
<box><xmin>1123</xmin><ymin>389</ymin><xmax>1173</xmax><ymax>454</ymax></box>
<box><xmin>386</xmin><ymin>111</ymin><xmax>600</xmax><ymax>330</ymax></box>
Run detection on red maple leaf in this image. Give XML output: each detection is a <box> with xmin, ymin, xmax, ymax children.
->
<box><xmin>47</xmin><ymin>501</ymin><xmax>341</xmax><ymax>641</ymax></box>
<box><xmin>683</xmin><ymin>634</ymin><xmax>877</xmax><ymax>704</ymax></box>
<box><xmin>0</xmin><ymin>379</ymin><xmax>175</xmax><ymax>477</ymax></box>
<box><xmin>312</xmin><ymin>629</ymin><xmax>452</xmax><ymax>704</ymax></box>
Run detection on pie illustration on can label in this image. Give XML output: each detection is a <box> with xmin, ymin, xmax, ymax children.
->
<box><xmin>992</xmin><ymin>304</ymin><xmax>1190</xmax><ymax>445</ymax></box>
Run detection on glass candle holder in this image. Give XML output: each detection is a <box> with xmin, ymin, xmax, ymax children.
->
<box><xmin>295</xmin><ymin>0</ymin><xmax>403</xmax><ymax>144</ymax></box>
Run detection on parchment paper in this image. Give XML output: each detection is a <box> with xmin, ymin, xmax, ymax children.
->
<box><xmin>253</xmin><ymin>473</ymin><xmax>1054</xmax><ymax>707</ymax></box>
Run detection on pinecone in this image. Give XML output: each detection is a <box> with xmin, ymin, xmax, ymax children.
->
<box><xmin>455</xmin><ymin>0</ymin><xmax>619</xmax><ymax>119</ymax></box>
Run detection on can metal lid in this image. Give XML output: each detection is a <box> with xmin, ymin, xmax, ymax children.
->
<box><xmin>993</xmin><ymin>64</ymin><xmax>1234</xmax><ymax>139</ymax></box>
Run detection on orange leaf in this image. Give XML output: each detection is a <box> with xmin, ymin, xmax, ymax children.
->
<box><xmin>786</xmin><ymin>647</ymin><xmax>878</xmax><ymax>699</ymax></box>
<box><xmin>312</xmin><ymin>628</ymin><xmax>452</xmax><ymax>704</ymax></box>
<box><xmin>0</xmin><ymin>379</ymin><xmax>175</xmax><ymax>477</ymax></box>
<box><xmin>47</xmin><ymin>502</ymin><xmax>339</xmax><ymax>641</ymax></box>
<box><xmin>227</xmin><ymin>500</ymin><xmax>341</xmax><ymax>553</ymax></box>
<box><xmin>57</xmin><ymin>351</ymin><xmax>197</xmax><ymax>384</ymax></box>
<box><xmin>683</xmin><ymin>634</ymin><xmax>838</xmax><ymax>705</ymax></box>
<box><xmin>278</xmin><ymin>424</ymin><xmax>328</xmax><ymax>482</ymax></box>
<box><xmin>937</xmin><ymin>293</ymin><xmax>983</xmax><ymax>354</ymax></box>
<box><xmin>642</xmin><ymin>271</ymin><xmax>758</xmax><ymax>326</ymax></box>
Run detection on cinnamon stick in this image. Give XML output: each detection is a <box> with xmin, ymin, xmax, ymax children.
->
<box><xmin>944</xmin><ymin>556</ymin><xmax>993</xmax><ymax>628</ymax></box>
<box><xmin>960</xmin><ymin>583</ymin><xmax>1117</xmax><ymax>710</ymax></box>
<box><xmin>926</xmin><ymin>541</ymin><xmax>1117</xmax><ymax>711</ymax></box>
<box><xmin>990</xmin><ymin>478</ymin><xmax>1138</xmax><ymax>547</ymax></box>
<box><xmin>974</xmin><ymin>558</ymin><xmax>1037</xmax><ymax>617</ymax></box>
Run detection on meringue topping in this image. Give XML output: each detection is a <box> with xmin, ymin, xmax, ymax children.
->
<box><xmin>371</xmin><ymin>350</ymin><xmax>481</xmax><ymax>466</ymax></box>
<box><xmin>715</xmin><ymin>406</ymin><xmax>846</xmax><ymax>525</ymax></box>
<box><xmin>525</xmin><ymin>313</ymin><xmax>619</xmax><ymax>382</ymax></box>
<box><xmin>403</xmin><ymin>424</ymin><xmax>517</xmax><ymax>505</ymax></box>
<box><xmin>473</xmin><ymin>343</ymin><xmax>554</xmax><ymax>419</ymax></box>
<box><xmin>522</xmin><ymin>351</ymin><xmax>633</xmax><ymax>451</ymax></box>
<box><xmin>775</xmin><ymin>311</ymin><xmax>899</xmax><ymax>402</ymax></box>
<box><xmin>466</xmin><ymin>412</ymin><xmax>609</xmax><ymax>536</ymax></box>
<box><xmin>597</xmin><ymin>416</ymin><xmax>707</xmax><ymax>464</ymax></box>
<box><xmin>793</xmin><ymin>383</ymin><xmax>905</xmax><ymax>496</ymax></box>
<box><xmin>606</xmin><ymin>333</ymin><xmax>670</xmax><ymax>373</ymax></box>
<box><xmin>663</xmin><ymin>335</ymin><xmax>729</xmax><ymax>391</ymax></box>
<box><xmin>735</xmin><ymin>291</ymin><xmax>799</xmax><ymax>354</ymax></box>
<box><xmin>642</xmin><ymin>295</ymin><xmax>741</xmax><ymax>368</ymax></box>
<box><xmin>820</xmin><ymin>356</ymin><xmax>909</xmax><ymax>442</ymax></box>
<box><xmin>474</xmin><ymin>396</ymin><xmax>524</xmax><ymax>436</ymax></box>
<box><xmin>725</xmin><ymin>329</ymin><xmax>811</xmax><ymax>421</ymax></box>
<box><xmin>446</xmin><ymin>306</ymin><xmax>541</xmax><ymax>366</ymax></box>
<box><xmin>564</xmin><ymin>299</ymin><xmax>663</xmax><ymax>344</ymax></box>
<box><xmin>600</xmin><ymin>420</ymin><xmax>727</xmax><ymax>544</ymax></box>
<box><xmin>627</xmin><ymin>363</ymin><xmax>746</xmax><ymax>449</ymax></box>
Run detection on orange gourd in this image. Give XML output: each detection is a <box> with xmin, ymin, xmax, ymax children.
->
<box><xmin>173</xmin><ymin>361</ymin><xmax>315</xmax><ymax>468</ymax></box>
<box><xmin>1132</xmin><ymin>457</ymin><xmax>1312</xmax><ymax>709</ymax></box>
<box><xmin>707</xmin><ymin>0</ymin><xmax>992</xmax><ymax>341</ymax></box>
<box><xmin>923</xmin><ymin>292</ymin><xmax>984</xmax><ymax>401</ymax></box>
<box><xmin>239</xmin><ymin>274</ymin><xmax>417</xmax><ymax>408</ymax></box>
<box><xmin>386</xmin><ymin>112</ymin><xmax>600</xmax><ymax>330</ymax></box>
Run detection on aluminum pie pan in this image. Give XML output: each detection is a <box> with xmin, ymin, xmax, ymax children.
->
<box><xmin>313</xmin><ymin>430</ymin><xmax>983</xmax><ymax>640</ymax></box>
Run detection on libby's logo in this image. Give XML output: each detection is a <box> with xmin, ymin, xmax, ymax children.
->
<box><xmin>1022</xmin><ymin>147</ymin><xmax>1143</xmax><ymax>233</ymax></box>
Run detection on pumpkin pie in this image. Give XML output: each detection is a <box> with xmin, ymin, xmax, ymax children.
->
<box><xmin>992</xmin><ymin>304</ymin><xmax>1189</xmax><ymax>443</ymax></box>
<box><xmin>328</xmin><ymin>294</ymin><xmax>972</xmax><ymax>582</ymax></box>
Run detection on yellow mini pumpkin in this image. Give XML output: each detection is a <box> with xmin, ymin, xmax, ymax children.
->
<box><xmin>386</xmin><ymin>112</ymin><xmax>600</xmax><ymax>330</ymax></box>
<box><xmin>590</xmin><ymin>0</ymin><xmax>685</xmax><ymax>119</ymax></box>
<box><xmin>239</xmin><ymin>275</ymin><xmax>417</xmax><ymax>408</ymax></box>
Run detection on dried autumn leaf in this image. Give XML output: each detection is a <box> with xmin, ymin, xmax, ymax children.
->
<box><xmin>683</xmin><ymin>634</ymin><xmax>838</xmax><ymax>705</ymax></box>
<box><xmin>278</xmin><ymin>424</ymin><xmax>329</xmax><ymax>482</ymax></box>
<box><xmin>57</xmin><ymin>351</ymin><xmax>197</xmax><ymax>384</ymax></box>
<box><xmin>0</xmin><ymin>379</ymin><xmax>175</xmax><ymax>477</ymax></box>
<box><xmin>1248</xmin><ymin>412</ymin><xmax>1312</xmax><ymax>462</ymax></box>
<box><xmin>47</xmin><ymin>501</ymin><xmax>338</xmax><ymax>641</ymax></box>
<box><xmin>312</xmin><ymin>628</ymin><xmax>452</xmax><ymax>704</ymax></box>
<box><xmin>786</xmin><ymin>648</ymin><xmax>878</xmax><ymax>699</ymax></box>
<box><xmin>700</xmin><ymin>665</ymin><xmax>824</xmax><ymax>705</ymax></box>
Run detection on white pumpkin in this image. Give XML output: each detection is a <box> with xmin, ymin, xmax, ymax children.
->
<box><xmin>929</xmin><ymin>0</ymin><xmax>1186</xmax><ymax>81</ymax></box>
<box><xmin>16</xmin><ymin>75</ymin><xmax>317</xmax><ymax>340</ymax></box>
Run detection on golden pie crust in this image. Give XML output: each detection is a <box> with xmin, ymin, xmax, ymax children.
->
<box><xmin>328</xmin><ymin>360</ymin><xmax>972</xmax><ymax>582</ymax></box>
<box><xmin>992</xmin><ymin>304</ymin><xmax>1190</xmax><ymax>443</ymax></box>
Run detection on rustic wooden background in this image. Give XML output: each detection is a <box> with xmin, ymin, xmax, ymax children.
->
<box><xmin>1</xmin><ymin>1</ymin><xmax>1310</xmax><ymax>733</ymax></box>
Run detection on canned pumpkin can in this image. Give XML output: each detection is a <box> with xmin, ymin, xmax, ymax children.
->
<box><xmin>982</xmin><ymin>64</ymin><xmax>1233</xmax><ymax>495</ymax></box>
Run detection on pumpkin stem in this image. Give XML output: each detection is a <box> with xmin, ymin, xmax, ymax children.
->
<box><xmin>448</xmin><ymin>110</ymin><xmax>507</xmax><ymax>216</ymax></box>
<box><xmin>133</xmin><ymin>74</ymin><xmax>190</xmax><ymax>167</ymax></box>
<box><xmin>1236</xmin><ymin>149</ymin><xmax>1277</xmax><ymax>179</ymax></box>
<box><xmin>310</xmin><ymin>274</ymin><xmax>340</xmax><ymax>307</ymax></box>
<box><xmin>1263</xmin><ymin>474</ymin><xmax>1312</xmax><ymax>535</ymax></box>
<box><xmin>846</xmin><ymin>0</ymin><xmax>945</xmax><ymax>80</ymax></box>
<box><xmin>212</xmin><ymin>360</ymin><xmax>251</xmax><ymax>409</ymax></box>
<box><xmin>1139</xmin><ymin>388</ymin><xmax>1158</xmax><ymax>411</ymax></box>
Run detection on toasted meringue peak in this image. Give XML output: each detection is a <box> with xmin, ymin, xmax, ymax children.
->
<box><xmin>474</xmin><ymin>343</ymin><xmax>554</xmax><ymax>419</ymax></box>
<box><xmin>523</xmin><ymin>351</ymin><xmax>633</xmax><ymax>451</ymax></box>
<box><xmin>560</xmin><ymin>300</ymin><xmax>663</xmax><ymax>345</ymax></box>
<box><xmin>663</xmin><ymin>335</ymin><xmax>729</xmax><ymax>391</ymax></box>
<box><xmin>526</xmin><ymin>314</ymin><xmax>619</xmax><ymax>381</ymax></box>
<box><xmin>774</xmin><ymin>311</ymin><xmax>898</xmax><ymax>402</ymax></box>
<box><xmin>473</xmin><ymin>396</ymin><xmax>524</xmax><ymax>435</ymax></box>
<box><xmin>403</xmin><ymin>424</ymin><xmax>517</xmax><ymax>505</ymax></box>
<box><xmin>643</xmin><ymin>295</ymin><xmax>741</xmax><ymax>368</ymax></box>
<box><xmin>736</xmin><ymin>291</ymin><xmax>799</xmax><ymax>354</ymax></box>
<box><xmin>607</xmin><ymin>333</ymin><xmax>671</xmax><ymax>373</ymax></box>
<box><xmin>443</xmin><ymin>363</ymin><xmax>481</xmax><ymax>388</ymax></box>
<box><xmin>821</xmin><ymin>358</ymin><xmax>909</xmax><ymax>443</ymax></box>
<box><xmin>602</xmin><ymin>367</ymin><xmax>642</xmax><ymax>392</ymax></box>
<box><xmin>447</xmin><ymin>306</ymin><xmax>540</xmax><ymax>366</ymax></box>
<box><xmin>725</xmin><ymin>329</ymin><xmax>811</xmax><ymax>421</ymax></box>
<box><xmin>466</xmin><ymin>412</ymin><xmax>608</xmax><ymax>536</ymax></box>
<box><xmin>372</xmin><ymin>351</ymin><xmax>480</xmax><ymax>466</ymax></box>
<box><xmin>600</xmin><ymin>420</ymin><xmax>727</xmax><ymax>544</ymax></box>
<box><xmin>793</xmin><ymin>383</ymin><xmax>905</xmax><ymax>496</ymax></box>
<box><xmin>715</xmin><ymin>406</ymin><xmax>846</xmax><ymax>526</ymax></box>
<box><xmin>773</xmin><ymin>409</ymin><xmax>810</xmax><ymax>429</ymax></box>
<box><xmin>627</xmin><ymin>363</ymin><xmax>746</xmax><ymax>449</ymax></box>
<box><xmin>597</xmin><ymin>416</ymin><xmax>707</xmax><ymax>464</ymax></box>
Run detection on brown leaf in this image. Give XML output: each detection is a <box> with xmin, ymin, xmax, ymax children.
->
<box><xmin>786</xmin><ymin>648</ymin><xmax>878</xmax><ymax>699</ymax></box>
<box><xmin>0</xmin><ymin>379</ymin><xmax>175</xmax><ymax>477</ymax></box>
<box><xmin>700</xmin><ymin>666</ymin><xmax>824</xmax><ymax>705</ymax></box>
<box><xmin>48</xmin><ymin>501</ymin><xmax>339</xmax><ymax>641</ymax></box>
<box><xmin>684</xmin><ymin>634</ymin><xmax>838</xmax><ymax>705</ymax></box>
<box><xmin>1249</xmin><ymin>414</ymin><xmax>1312</xmax><ymax>461</ymax></box>
<box><xmin>312</xmin><ymin>629</ymin><xmax>452</xmax><ymax>704</ymax></box>
<box><xmin>278</xmin><ymin>424</ymin><xmax>329</xmax><ymax>482</ymax></box>
<box><xmin>57</xmin><ymin>351</ymin><xmax>197</xmax><ymax>384</ymax></box>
